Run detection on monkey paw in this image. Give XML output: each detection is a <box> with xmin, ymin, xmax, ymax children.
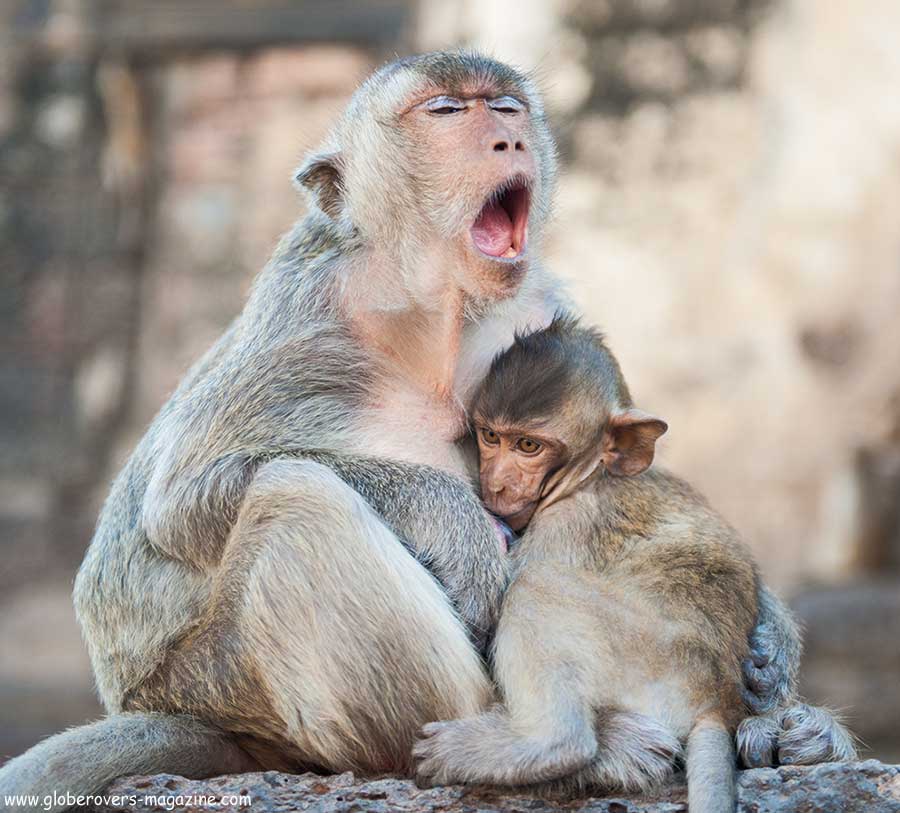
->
<box><xmin>592</xmin><ymin>711</ymin><xmax>681</xmax><ymax>792</ymax></box>
<box><xmin>737</xmin><ymin>704</ymin><xmax>858</xmax><ymax>768</ymax></box>
<box><xmin>777</xmin><ymin>704</ymin><xmax>859</xmax><ymax>765</ymax></box>
<box><xmin>413</xmin><ymin>720</ymin><xmax>480</xmax><ymax>788</ymax></box>
<box><xmin>741</xmin><ymin>629</ymin><xmax>793</xmax><ymax>714</ymax></box>
<box><xmin>735</xmin><ymin>714</ymin><xmax>780</xmax><ymax>767</ymax></box>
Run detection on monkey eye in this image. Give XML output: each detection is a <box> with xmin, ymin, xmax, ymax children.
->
<box><xmin>424</xmin><ymin>96</ymin><xmax>466</xmax><ymax>115</ymax></box>
<box><xmin>488</xmin><ymin>96</ymin><xmax>525</xmax><ymax>114</ymax></box>
<box><xmin>480</xmin><ymin>427</ymin><xmax>501</xmax><ymax>446</ymax></box>
<box><xmin>516</xmin><ymin>437</ymin><xmax>542</xmax><ymax>454</ymax></box>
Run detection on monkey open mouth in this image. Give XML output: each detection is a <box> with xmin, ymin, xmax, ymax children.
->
<box><xmin>471</xmin><ymin>178</ymin><xmax>530</xmax><ymax>260</ymax></box>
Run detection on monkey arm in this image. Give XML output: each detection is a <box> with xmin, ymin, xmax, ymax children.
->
<box><xmin>737</xmin><ymin>584</ymin><xmax>858</xmax><ymax>768</ymax></box>
<box><xmin>305</xmin><ymin>452</ymin><xmax>510</xmax><ymax>650</ymax></box>
<box><xmin>142</xmin><ymin>443</ymin><xmax>509</xmax><ymax>649</ymax></box>
<box><xmin>742</xmin><ymin>583</ymin><xmax>801</xmax><ymax>714</ymax></box>
<box><xmin>143</xmin><ymin>450</ymin><xmax>259</xmax><ymax>569</ymax></box>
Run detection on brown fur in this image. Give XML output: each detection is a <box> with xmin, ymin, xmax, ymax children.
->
<box><xmin>414</xmin><ymin>319</ymin><xmax>768</xmax><ymax>812</ymax></box>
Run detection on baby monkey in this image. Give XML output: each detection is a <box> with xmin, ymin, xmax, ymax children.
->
<box><xmin>414</xmin><ymin>315</ymin><xmax>766</xmax><ymax>812</ymax></box>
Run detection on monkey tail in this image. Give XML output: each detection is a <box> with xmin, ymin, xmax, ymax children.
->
<box><xmin>0</xmin><ymin>713</ymin><xmax>255</xmax><ymax>813</ymax></box>
<box><xmin>686</xmin><ymin>715</ymin><xmax>737</xmax><ymax>813</ymax></box>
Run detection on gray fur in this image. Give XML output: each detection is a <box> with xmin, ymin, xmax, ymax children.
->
<box><xmin>0</xmin><ymin>714</ymin><xmax>255</xmax><ymax>813</ymax></box>
<box><xmin>2</xmin><ymin>50</ymin><xmax>556</xmax><ymax>805</ymax></box>
<box><xmin>741</xmin><ymin>584</ymin><xmax>801</xmax><ymax>715</ymax></box>
<box><xmin>414</xmin><ymin>318</ymin><xmax>857</xmax><ymax>799</ymax></box>
<box><xmin>736</xmin><ymin>589</ymin><xmax>858</xmax><ymax>769</ymax></box>
<box><xmin>305</xmin><ymin>452</ymin><xmax>509</xmax><ymax>647</ymax></box>
<box><xmin>737</xmin><ymin>704</ymin><xmax>859</xmax><ymax>769</ymax></box>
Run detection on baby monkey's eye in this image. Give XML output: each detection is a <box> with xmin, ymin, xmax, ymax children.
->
<box><xmin>516</xmin><ymin>438</ymin><xmax>542</xmax><ymax>454</ymax></box>
<box><xmin>480</xmin><ymin>427</ymin><xmax>501</xmax><ymax>445</ymax></box>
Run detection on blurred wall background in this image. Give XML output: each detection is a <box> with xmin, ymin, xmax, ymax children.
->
<box><xmin>1</xmin><ymin>0</ymin><xmax>898</xmax><ymax>764</ymax></box>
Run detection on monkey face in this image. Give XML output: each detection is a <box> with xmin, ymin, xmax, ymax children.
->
<box><xmin>475</xmin><ymin>424</ymin><xmax>566</xmax><ymax>531</ymax></box>
<box><xmin>296</xmin><ymin>53</ymin><xmax>558</xmax><ymax>308</ymax></box>
<box><xmin>403</xmin><ymin>95</ymin><xmax>536</xmax><ymax>254</ymax></box>
<box><xmin>399</xmin><ymin>93</ymin><xmax>541</xmax><ymax>302</ymax></box>
<box><xmin>471</xmin><ymin>315</ymin><xmax>670</xmax><ymax>527</ymax></box>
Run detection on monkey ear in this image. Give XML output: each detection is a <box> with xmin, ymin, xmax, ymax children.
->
<box><xmin>295</xmin><ymin>152</ymin><xmax>344</xmax><ymax>220</ymax></box>
<box><xmin>602</xmin><ymin>409</ymin><xmax>668</xmax><ymax>477</ymax></box>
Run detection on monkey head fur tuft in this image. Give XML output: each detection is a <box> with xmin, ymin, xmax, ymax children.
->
<box><xmin>473</xmin><ymin>311</ymin><xmax>639</xmax><ymax>456</ymax></box>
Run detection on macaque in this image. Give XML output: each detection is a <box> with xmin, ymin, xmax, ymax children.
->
<box><xmin>415</xmin><ymin>316</ymin><xmax>856</xmax><ymax>811</ymax></box>
<box><xmin>0</xmin><ymin>52</ymin><xmax>845</xmax><ymax>812</ymax></box>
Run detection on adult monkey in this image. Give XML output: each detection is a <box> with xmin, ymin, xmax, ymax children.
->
<box><xmin>0</xmin><ymin>52</ymin><xmax>845</xmax><ymax>810</ymax></box>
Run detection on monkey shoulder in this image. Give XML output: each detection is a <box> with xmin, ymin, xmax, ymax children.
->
<box><xmin>614</xmin><ymin>470</ymin><xmax>759</xmax><ymax>627</ymax></box>
<box><xmin>624</xmin><ymin>468</ymin><xmax>745</xmax><ymax>545</ymax></box>
<box><xmin>107</xmin><ymin>218</ymin><xmax>371</xmax><ymax>568</ymax></box>
<box><xmin>572</xmin><ymin>469</ymin><xmax>758</xmax><ymax>598</ymax></box>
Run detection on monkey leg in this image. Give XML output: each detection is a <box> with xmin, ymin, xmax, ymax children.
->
<box><xmin>453</xmin><ymin>580</ymin><xmax>682</xmax><ymax>793</ymax></box>
<box><xmin>414</xmin><ymin>690</ymin><xmax>599</xmax><ymax>787</ymax></box>
<box><xmin>415</xmin><ymin>602</ymin><xmax>679</xmax><ymax>790</ymax></box>
<box><xmin>413</xmin><ymin>701</ymin><xmax>681</xmax><ymax>790</ymax></box>
<box><xmin>130</xmin><ymin>458</ymin><xmax>493</xmax><ymax>775</ymax></box>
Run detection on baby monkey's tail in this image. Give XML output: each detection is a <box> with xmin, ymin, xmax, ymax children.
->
<box><xmin>686</xmin><ymin>715</ymin><xmax>737</xmax><ymax>813</ymax></box>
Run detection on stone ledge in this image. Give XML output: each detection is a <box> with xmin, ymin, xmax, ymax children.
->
<box><xmin>88</xmin><ymin>760</ymin><xmax>900</xmax><ymax>812</ymax></box>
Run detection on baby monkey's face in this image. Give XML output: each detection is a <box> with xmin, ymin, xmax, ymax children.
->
<box><xmin>475</xmin><ymin>422</ymin><xmax>567</xmax><ymax>531</ymax></box>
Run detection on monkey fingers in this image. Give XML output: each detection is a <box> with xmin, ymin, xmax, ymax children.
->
<box><xmin>736</xmin><ymin>705</ymin><xmax>859</xmax><ymax>768</ymax></box>
<box><xmin>743</xmin><ymin>584</ymin><xmax>802</xmax><ymax>714</ymax></box>
<box><xmin>735</xmin><ymin>714</ymin><xmax>780</xmax><ymax>768</ymax></box>
<box><xmin>776</xmin><ymin>704</ymin><xmax>859</xmax><ymax>765</ymax></box>
<box><xmin>741</xmin><ymin>658</ymin><xmax>778</xmax><ymax>714</ymax></box>
<box><xmin>742</xmin><ymin>624</ymin><xmax>792</xmax><ymax>714</ymax></box>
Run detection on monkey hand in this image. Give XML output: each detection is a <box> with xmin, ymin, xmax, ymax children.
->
<box><xmin>413</xmin><ymin>718</ymin><xmax>490</xmax><ymax>787</ymax></box>
<box><xmin>740</xmin><ymin>629</ymin><xmax>791</xmax><ymax>714</ymax></box>
<box><xmin>736</xmin><ymin>704</ymin><xmax>859</xmax><ymax>768</ymax></box>
<box><xmin>741</xmin><ymin>584</ymin><xmax>801</xmax><ymax>714</ymax></box>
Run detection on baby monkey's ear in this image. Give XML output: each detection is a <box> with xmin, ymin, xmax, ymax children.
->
<box><xmin>602</xmin><ymin>409</ymin><xmax>668</xmax><ymax>477</ymax></box>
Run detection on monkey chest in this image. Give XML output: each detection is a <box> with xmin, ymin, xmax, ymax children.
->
<box><xmin>355</xmin><ymin>385</ymin><xmax>471</xmax><ymax>476</ymax></box>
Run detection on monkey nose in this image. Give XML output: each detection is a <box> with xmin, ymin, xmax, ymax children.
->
<box><xmin>492</xmin><ymin>138</ymin><xmax>526</xmax><ymax>153</ymax></box>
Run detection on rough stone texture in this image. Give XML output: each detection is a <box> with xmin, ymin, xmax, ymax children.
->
<box><xmin>87</xmin><ymin>761</ymin><xmax>900</xmax><ymax>812</ymax></box>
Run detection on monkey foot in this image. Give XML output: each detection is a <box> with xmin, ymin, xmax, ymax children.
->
<box><xmin>737</xmin><ymin>704</ymin><xmax>859</xmax><ymax>768</ymax></box>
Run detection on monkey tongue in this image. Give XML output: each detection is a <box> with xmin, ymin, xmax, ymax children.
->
<box><xmin>471</xmin><ymin>200</ymin><xmax>515</xmax><ymax>257</ymax></box>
